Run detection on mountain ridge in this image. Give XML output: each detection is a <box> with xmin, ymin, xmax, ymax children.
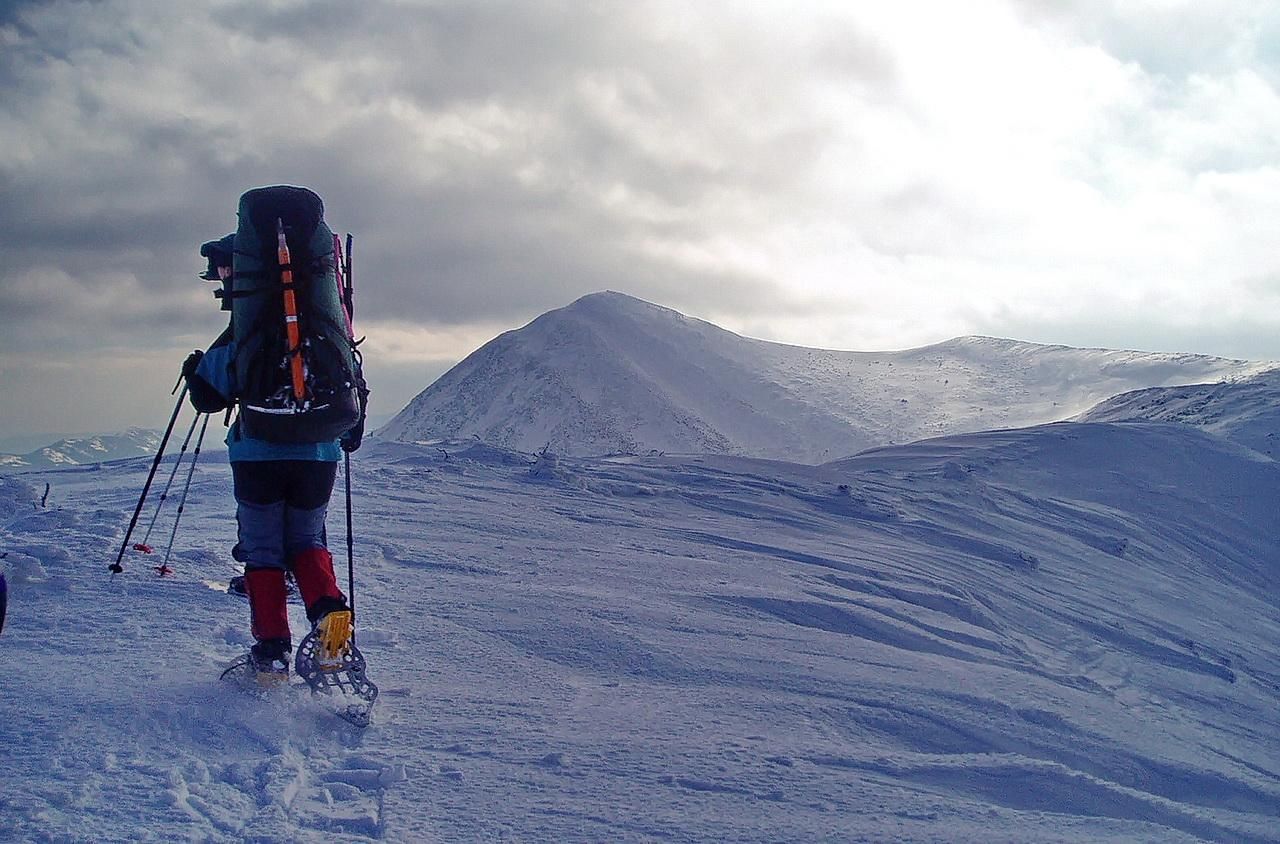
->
<box><xmin>380</xmin><ymin>292</ymin><xmax>1272</xmax><ymax>461</ymax></box>
<box><xmin>0</xmin><ymin>428</ymin><xmax>162</xmax><ymax>471</ymax></box>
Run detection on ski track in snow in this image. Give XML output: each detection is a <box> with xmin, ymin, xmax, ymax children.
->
<box><xmin>2</xmin><ymin>422</ymin><xmax>1279</xmax><ymax>842</ymax></box>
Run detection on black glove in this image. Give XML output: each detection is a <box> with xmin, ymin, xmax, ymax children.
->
<box><xmin>182</xmin><ymin>350</ymin><xmax>204</xmax><ymax>379</ymax></box>
<box><xmin>340</xmin><ymin>378</ymin><xmax>369</xmax><ymax>454</ymax></box>
<box><xmin>182</xmin><ymin>349</ymin><xmax>231</xmax><ymax>413</ymax></box>
<box><xmin>340</xmin><ymin>418</ymin><xmax>364</xmax><ymax>453</ymax></box>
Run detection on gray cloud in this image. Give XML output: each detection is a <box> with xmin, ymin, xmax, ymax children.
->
<box><xmin>1</xmin><ymin>0</ymin><xmax>849</xmax><ymax>432</ymax></box>
<box><xmin>1</xmin><ymin>0</ymin><xmax>822</xmax><ymax>305</ymax></box>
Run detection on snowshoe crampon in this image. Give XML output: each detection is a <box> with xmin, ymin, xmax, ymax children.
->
<box><xmin>295</xmin><ymin>611</ymin><xmax>379</xmax><ymax>728</ymax></box>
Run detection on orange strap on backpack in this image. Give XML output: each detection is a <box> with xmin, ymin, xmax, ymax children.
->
<box><xmin>276</xmin><ymin>218</ymin><xmax>308</xmax><ymax>402</ymax></box>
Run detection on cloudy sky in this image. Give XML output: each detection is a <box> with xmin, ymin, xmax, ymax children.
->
<box><xmin>3</xmin><ymin>0</ymin><xmax>1279</xmax><ymax>440</ymax></box>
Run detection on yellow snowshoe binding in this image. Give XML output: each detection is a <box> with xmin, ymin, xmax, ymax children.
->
<box><xmin>314</xmin><ymin>609</ymin><xmax>354</xmax><ymax>669</ymax></box>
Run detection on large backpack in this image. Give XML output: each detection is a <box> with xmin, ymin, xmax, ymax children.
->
<box><xmin>228</xmin><ymin>185</ymin><xmax>364</xmax><ymax>443</ymax></box>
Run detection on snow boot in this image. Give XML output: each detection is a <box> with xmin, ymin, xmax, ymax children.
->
<box><xmin>249</xmin><ymin>637</ymin><xmax>292</xmax><ymax>687</ymax></box>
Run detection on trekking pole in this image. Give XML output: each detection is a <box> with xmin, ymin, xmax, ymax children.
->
<box><xmin>345</xmin><ymin>451</ymin><xmax>356</xmax><ymax>641</ymax></box>
<box><xmin>156</xmin><ymin>414</ymin><xmax>210</xmax><ymax>576</ymax></box>
<box><xmin>344</xmin><ymin>233</ymin><xmax>354</xmax><ymax>320</ymax></box>
<box><xmin>134</xmin><ymin>412</ymin><xmax>201</xmax><ymax>554</ymax></box>
<box><xmin>342</xmin><ymin>232</ymin><xmax>358</xmax><ymax>639</ymax></box>
<box><xmin>110</xmin><ymin>384</ymin><xmax>189</xmax><ymax>575</ymax></box>
<box><xmin>333</xmin><ymin>234</ymin><xmax>354</xmax><ymax>337</ymax></box>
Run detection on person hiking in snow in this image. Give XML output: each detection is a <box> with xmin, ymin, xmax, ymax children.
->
<box><xmin>183</xmin><ymin>187</ymin><xmax>367</xmax><ymax>687</ymax></box>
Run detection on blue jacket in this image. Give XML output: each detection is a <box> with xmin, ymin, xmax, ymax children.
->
<box><xmin>193</xmin><ymin>341</ymin><xmax>341</xmax><ymax>463</ymax></box>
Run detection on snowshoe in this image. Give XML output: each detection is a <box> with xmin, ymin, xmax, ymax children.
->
<box><xmin>294</xmin><ymin>611</ymin><xmax>378</xmax><ymax>727</ymax></box>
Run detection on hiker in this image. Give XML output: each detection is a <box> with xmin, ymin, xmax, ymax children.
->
<box><xmin>184</xmin><ymin>187</ymin><xmax>366</xmax><ymax>684</ymax></box>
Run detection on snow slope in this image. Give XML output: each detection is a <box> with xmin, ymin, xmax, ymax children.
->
<box><xmin>2</xmin><ymin>395</ymin><xmax>1277</xmax><ymax>841</ymax></box>
<box><xmin>380</xmin><ymin>291</ymin><xmax>1270</xmax><ymax>462</ymax></box>
<box><xmin>1080</xmin><ymin>368</ymin><xmax>1280</xmax><ymax>458</ymax></box>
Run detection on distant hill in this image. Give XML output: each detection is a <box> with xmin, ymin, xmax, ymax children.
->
<box><xmin>1079</xmin><ymin>369</ymin><xmax>1280</xmax><ymax>458</ymax></box>
<box><xmin>379</xmin><ymin>291</ymin><xmax>1271</xmax><ymax>462</ymax></box>
<box><xmin>0</xmin><ymin>428</ymin><xmax>162</xmax><ymax>471</ymax></box>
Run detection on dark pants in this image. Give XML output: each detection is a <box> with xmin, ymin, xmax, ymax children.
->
<box><xmin>231</xmin><ymin>461</ymin><xmax>337</xmax><ymax>571</ymax></box>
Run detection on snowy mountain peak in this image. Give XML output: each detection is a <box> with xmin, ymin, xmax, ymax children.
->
<box><xmin>566</xmin><ymin>289</ymin><xmax>688</xmax><ymax>316</ymax></box>
<box><xmin>565</xmin><ymin>289</ymin><xmax>665</xmax><ymax>312</ymax></box>
<box><xmin>380</xmin><ymin>293</ymin><xmax>1270</xmax><ymax>462</ymax></box>
<box><xmin>0</xmin><ymin>428</ymin><xmax>162</xmax><ymax>471</ymax></box>
<box><xmin>539</xmin><ymin>290</ymin><xmax>725</xmax><ymax>342</ymax></box>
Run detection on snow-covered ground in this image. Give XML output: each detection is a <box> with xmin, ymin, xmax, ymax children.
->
<box><xmin>382</xmin><ymin>292</ymin><xmax>1271</xmax><ymax>462</ymax></box>
<box><xmin>3</xmin><ymin>391</ymin><xmax>1278</xmax><ymax>841</ymax></box>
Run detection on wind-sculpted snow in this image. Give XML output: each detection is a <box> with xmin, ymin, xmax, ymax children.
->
<box><xmin>1</xmin><ymin>419</ymin><xmax>1278</xmax><ymax>841</ymax></box>
<box><xmin>381</xmin><ymin>291</ymin><xmax>1269</xmax><ymax>462</ymax></box>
